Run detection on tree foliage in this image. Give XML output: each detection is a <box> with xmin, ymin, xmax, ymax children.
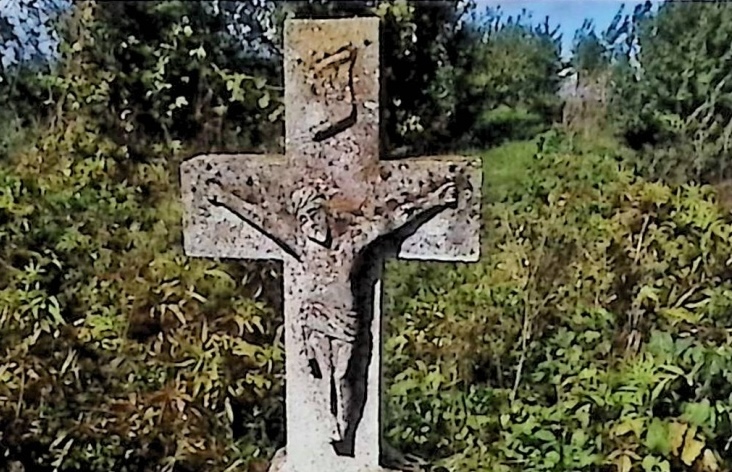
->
<box><xmin>48</xmin><ymin>0</ymin><xmax>283</xmax><ymax>158</ymax></box>
<box><xmin>571</xmin><ymin>21</ymin><xmax>607</xmax><ymax>77</ymax></box>
<box><xmin>0</xmin><ymin>0</ymin><xmax>68</xmax><ymax>158</ymax></box>
<box><xmin>455</xmin><ymin>8</ymin><xmax>563</xmax><ymax>146</ymax></box>
<box><xmin>611</xmin><ymin>1</ymin><xmax>732</xmax><ymax>183</ymax></box>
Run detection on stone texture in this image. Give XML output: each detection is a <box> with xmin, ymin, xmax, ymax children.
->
<box><xmin>180</xmin><ymin>17</ymin><xmax>482</xmax><ymax>472</ymax></box>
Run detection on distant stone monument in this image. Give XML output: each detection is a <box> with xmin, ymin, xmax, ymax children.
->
<box><xmin>180</xmin><ymin>17</ymin><xmax>481</xmax><ymax>472</ymax></box>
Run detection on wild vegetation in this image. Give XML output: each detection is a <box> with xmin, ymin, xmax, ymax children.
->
<box><xmin>1</xmin><ymin>1</ymin><xmax>731</xmax><ymax>471</ymax></box>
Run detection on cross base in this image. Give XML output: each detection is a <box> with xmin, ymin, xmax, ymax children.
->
<box><xmin>267</xmin><ymin>446</ymin><xmax>428</xmax><ymax>472</ymax></box>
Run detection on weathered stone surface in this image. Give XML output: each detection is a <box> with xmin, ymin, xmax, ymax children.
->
<box><xmin>181</xmin><ymin>154</ymin><xmax>290</xmax><ymax>260</ymax></box>
<box><xmin>179</xmin><ymin>17</ymin><xmax>482</xmax><ymax>472</ymax></box>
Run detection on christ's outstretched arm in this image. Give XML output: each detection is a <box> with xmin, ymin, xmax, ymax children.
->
<box><xmin>206</xmin><ymin>178</ymin><xmax>302</xmax><ymax>260</ymax></box>
<box><xmin>381</xmin><ymin>180</ymin><xmax>460</xmax><ymax>234</ymax></box>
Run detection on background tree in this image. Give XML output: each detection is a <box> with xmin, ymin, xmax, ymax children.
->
<box><xmin>563</xmin><ymin>21</ymin><xmax>610</xmax><ymax>134</ymax></box>
<box><xmin>50</xmin><ymin>0</ymin><xmax>282</xmax><ymax>158</ymax></box>
<box><xmin>0</xmin><ymin>0</ymin><xmax>67</xmax><ymax>157</ymax></box>
<box><xmin>454</xmin><ymin>7</ymin><xmax>563</xmax><ymax>146</ymax></box>
<box><xmin>611</xmin><ymin>0</ymin><xmax>732</xmax><ymax>182</ymax></box>
<box><xmin>571</xmin><ymin>21</ymin><xmax>607</xmax><ymax>77</ymax></box>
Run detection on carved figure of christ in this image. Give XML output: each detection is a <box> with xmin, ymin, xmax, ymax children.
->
<box><xmin>206</xmin><ymin>171</ymin><xmax>459</xmax><ymax>439</ymax></box>
<box><xmin>180</xmin><ymin>18</ymin><xmax>481</xmax><ymax>472</ymax></box>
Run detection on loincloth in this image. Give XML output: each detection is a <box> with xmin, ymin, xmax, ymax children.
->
<box><xmin>300</xmin><ymin>300</ymin><xmax>358</xmax><ymax>343</ymax></box>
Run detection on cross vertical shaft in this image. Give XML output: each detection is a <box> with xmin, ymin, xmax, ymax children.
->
<box><xmin>282</xmin><ymin>18</ymin><xmax>384</xmax><ymax>470</ymax></box>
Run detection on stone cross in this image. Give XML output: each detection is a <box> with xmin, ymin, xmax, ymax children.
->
<box><xmin>180</xmin><ymin>18</ymin><xmax>481</xmax><ymax>472</ymax></box>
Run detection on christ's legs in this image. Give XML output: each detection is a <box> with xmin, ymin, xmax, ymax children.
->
<box><xmin>332</xmin><ymin>337</ymin><xmax>354</xmax><ymax>443</ymax></box>
<box><xmin>301</xmin><ymin>297</ymin><xmax>359</xmax><ymax>445</ymax></box>
<box><xmin>306</xmin><ymin>330</ymin><xmax>338</xmax><ymax>441</ymax></box>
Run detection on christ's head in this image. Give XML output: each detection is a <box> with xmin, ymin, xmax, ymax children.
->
<box><xmin>292</xmin><ymin>187</ymin><xmax>331</xmax><ymax>246</ymax></box>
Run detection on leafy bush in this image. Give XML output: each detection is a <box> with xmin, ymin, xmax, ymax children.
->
<box><xmin>476</xmin><ymin>105</ymin><xmax>545</xmax><ymax>143</ymax></box>
<box><xmin>1</xmin><ymin>6</ymin><xmax>285</xmax><ymax>465</ymax></box>
<box><xmin>384</xmin><ymin>132</ymin><xmax>732</xmax><ymax>471</ymax></box>
<box><xmin>0</xmin><ymin>110</ymin><xmax>286</xmax><ymax>471</ymax></box>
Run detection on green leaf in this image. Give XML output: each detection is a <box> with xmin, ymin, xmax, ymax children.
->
<box><xmin>616</xmin><ymin>454</ymin><xmax>632</xmax><ymax>472</ymax></box>
<box><xmin>681</xmin><ymin>432</ymin><xmax>705</xmax><ymax>466</ymax></box>
<box><xmin>683</xmin><ymin>399</ymin><xmax>712</xmax><ymax>428</ymax></box>
<box><xmin>669</xmin><ymin>422</ymin><xmax>688</xmax><ymax>455</ymax></box>
<box><xmin>173</xmin><ymin>96</ymin><xmax>188</xmax><ymax>108</ymax></box>
<box><xmin>641</xmin><ymin>455</ymin><xmax>658</xmax><ymax>472</ymax></box>
<box><xmin>544</xmin><ymin>450</ymin><xmax>560</xmax><ymax>466</ymax></box>
<box><xmin>224</xmin><ymin>397</ymin><xmax>234</xmax><ymax>424</ymax></box>
<box><xmin>613</xmin><ymin>418</ymin><xmax>644</xmax><ymax>438</ymax></box>
<box><xmin>533</xmin><ymin>429</ymin><xmax>555</xmax><ymax>442</ymax></box>
<box><xmin>254</xmin><ymin>77</ymin><xmax>267</xmax><ymax>90</ymax></box>
<box><xmin>48</xmin><ymin>297</ymin><xmax>65</xmax><ymax>325</ymax></box>
<box><xmin>645</xmin><ymin>419</ymin><xmax>671</xmax><ymax>455</ymax></box>
<box><xmin>638</xmin><ymin>285</ymin><xmax>659</xmax><ymax>304</ymax></box>
<box><xmin>189</xmin><ymin>46</ymin><xmax>206</xmax><ymax>59</ymax></box>
<box><xmin>701</xmin><ymin>449</ymin><xmax>719</xmax><ymax>471</ymax></box>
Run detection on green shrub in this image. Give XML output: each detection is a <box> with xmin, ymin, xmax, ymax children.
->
<box><xmin>0</xmin><ymin>112</ymin><xmax>284</xmax><ymax>471</ymax></box>
<box><xmin>384</xmin><ymin>133</ymin><xmax>732</xmax><ymax>471</ymax></box>
<box><xmin>455</xmin><ymin>13</ymin><xmax>563</xmax><ymax>148</ymax></box>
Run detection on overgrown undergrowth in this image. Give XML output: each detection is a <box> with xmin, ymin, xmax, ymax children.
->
<box><xmin>383</xmin><ymin>133</ymin><xmax>732</xmax><ymax>471</ymax></box>
<box><xmin>2</xmin><ymin>124</ymin><xmax>731</xmax><ymax>471</ymax></box>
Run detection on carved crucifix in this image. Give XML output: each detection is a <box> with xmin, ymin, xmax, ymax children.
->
<box><xmin>180</xmin><ymin>18</ymin><xmax>481</xmax><ymax>472</ymax></box>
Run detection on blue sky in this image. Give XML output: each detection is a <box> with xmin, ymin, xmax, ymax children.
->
<box><xmin>476</xmin><ymin>0</ymin><xmax>659</xmax><ymax>58</ymax></box>
<box><xmin>0</xmin><ymin>0</ymin><xmax>63</xmax><ymax>68</ymax></box>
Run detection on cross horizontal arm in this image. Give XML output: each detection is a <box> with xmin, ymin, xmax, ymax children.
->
<box><xmin>376</xmin><ymin>156</ymin><xmax>483</xmax><ymax>262</ymax></box>
<box><xmin>181</xmin><ymin>154</ymin><xmax>299</xmax><ymax>261</ymax></box>
<box><xmin>207</xmin><ymin>180</ymin><xmax>302</xmax><ymax>261</ymax></box>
